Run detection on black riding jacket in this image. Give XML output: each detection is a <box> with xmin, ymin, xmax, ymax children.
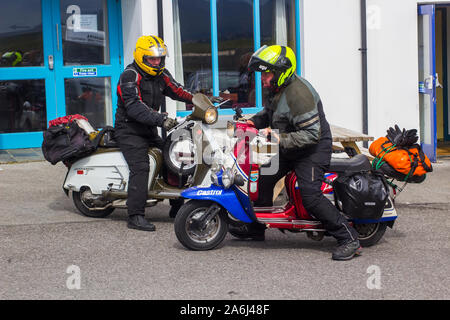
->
<box><xmin>115</xmin><ymin>62</ymin><xmax>193</xmax><ymax>131</ymax></box>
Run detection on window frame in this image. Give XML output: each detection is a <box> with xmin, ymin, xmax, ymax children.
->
<box><xmin>176</xmin><ymin>0</ymin><xmax>301</xmax><ymax>118</ymax></box>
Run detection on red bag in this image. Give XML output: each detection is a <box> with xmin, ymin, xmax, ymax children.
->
<box><xmin>48</xmin><ymin>114</ymin><xmax>88</xmax><ymax>128</ymax></box>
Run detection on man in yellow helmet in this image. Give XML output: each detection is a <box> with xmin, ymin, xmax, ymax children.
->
<box><xmin>114</xmin><ymin>35</ymin><xmax>192</xmax><ymax>231</ymax></box>
<box><xmin>241</xmin><ymin>45</ymin><xmax>361</xmax><ymax>261</ymax></box>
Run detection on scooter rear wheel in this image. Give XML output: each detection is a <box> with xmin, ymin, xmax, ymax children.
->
<box><xmin>73</xmin><ymin>188</ymin><xmax>115</xmax><ymax>218</ymax></box>
<box><xmin>354</xmin><ymin>222</ymin><xmax>387</xmax><ymax>247</ymax></box>
<box><xmin>174</xmin><ymin>200</ymin><xmax>228</xmax><ymax>251</ymax></box>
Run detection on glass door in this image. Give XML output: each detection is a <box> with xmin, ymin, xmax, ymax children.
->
<box><xmin>418</xmin><ymin>4</ymin><xmax>437</xmax><ymax>162</ymax></box>
<box><xmin>52</xmin><ymin>0</ymin><xmax>123</xmax><ymax>129</ymax></box>
<box><xmin>0</xmin><ymin>0</ymin><xmax>56</xmax><ymax>149</ymax></box>
<box><xmin>0</xmin><ymin>0</ymin><xmax>122</xmax><ymax>149</ymax></box>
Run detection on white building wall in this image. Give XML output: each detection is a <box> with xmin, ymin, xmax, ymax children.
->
<box><xmin>121</xmin><ymin>0</ymin><xmax>449</xmax><ymax>141</ymax></box>
<box><xmin>121</xmin><ymin>0</ymin><xmax>159</xmax><ymax>66</ymax></box>
<box><xmin>301</xmin><ymin>0</ymin><xmax>420</xmax><ymax>140</ymax></box>
<box><xmin>162</xmin><ymin>0</ymin><xmax>178</xmax><ymax>118</ymax></box>
<box><xmin>365</xmin><ymin>0</ymin><xmax>420</xmax><ymax>140</ymax></box>
<box><xmin>301</xmin><ymin>0</ymin><xmax>449</xmax><ymax>141</ymax></box>
<box><xmin>121</xmin><ymin>0</ymin><xmax>178</xmax><ymax>118</ymax></box>
<box><xmin>301</xmin><ymin>0</ymin><xmax>362</xmax><ymax>133</ymax></box>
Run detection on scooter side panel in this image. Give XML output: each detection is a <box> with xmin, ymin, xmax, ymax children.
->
<box><xmin>63</xmin><ymin>152</ymin><xmax>129</xmax><ymax>194</ymax></box>
<box><xmin>63</xmin><ymin>151</ymin><xmax>157</xmax><ymax>195</ymax></box>
<box><xmin>181</xmin><ymin>185</ymin><xmax>253</xmax><ymax>223</ymax></box>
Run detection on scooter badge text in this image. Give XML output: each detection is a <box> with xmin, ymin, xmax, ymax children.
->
<box><xmin>196</xmin><ymin>190</ymin><xmax>223</xmax><ymax>196</ymax></box>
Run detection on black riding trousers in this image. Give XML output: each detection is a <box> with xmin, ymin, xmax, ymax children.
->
<box><xmin>256</xmin><ymin>140</ymin><xmax>358</xmax><ymax>243</ymax></box>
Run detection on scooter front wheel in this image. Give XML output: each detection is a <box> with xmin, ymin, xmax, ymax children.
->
<box><xmin>174</xmin><ymin>200</ymin><xmax>228</xmax><ymax>251</ymax></box>
<box><xmin>73</xmin><ymin>188</ymin><xmax>115</xmax><ymax>218</ymax></box>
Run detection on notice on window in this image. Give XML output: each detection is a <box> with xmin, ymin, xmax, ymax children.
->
<box><xmin>65</xmin><ymin>28</ymin><xmax>105</xmax><ymax>47</ymax></box>
<box><xmin>73</xmin><ymin>67</ymin><xmax>97</xmax><ymax>77</ymax></box>
<box><xmin>74</xmin><ymin>14</ymin><xmax>98</xmax><ymax>32</ymax></box>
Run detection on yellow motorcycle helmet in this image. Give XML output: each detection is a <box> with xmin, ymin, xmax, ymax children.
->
<box><xmin>134</xmin><ymin>35</ymin><xmax>168</xmax><ymax>76</ymax></box>
<box><xmin>247</xmin><ymin>45</ymin><xmax>296</xmax><ymax>88</ymax></box>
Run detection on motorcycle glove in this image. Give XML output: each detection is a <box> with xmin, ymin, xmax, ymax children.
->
<box><xmin>209</xmin><ymin>96</ymin><xmax>224</xmax><ymax>103</ymax></box>
<box><xmin>163</xmin><ymin>117</ymin><xmax>178</xmax><ymax>130</ymax></box>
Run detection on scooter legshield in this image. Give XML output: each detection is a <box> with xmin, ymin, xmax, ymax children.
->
<box><xmin>180</xmin><ymin>185</ymin><xmax>253</xmax><ymax>223</ymax></box>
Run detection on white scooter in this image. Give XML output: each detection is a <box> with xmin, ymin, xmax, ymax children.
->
<box><xmin>63</xmin><ymin>94</ymin><xmax>224</xmax><ymax>218</ymax></box>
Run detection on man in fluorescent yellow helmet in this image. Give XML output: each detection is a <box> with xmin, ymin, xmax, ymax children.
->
<box><xmin>241</xmin><ymin>45</ymin><xmax>361</xmax><ymax>261</ymax></box>
<box><xmin>114</xmin><ymin>35</ymin><xmax>192</xmax><ymax>231</ymax></box>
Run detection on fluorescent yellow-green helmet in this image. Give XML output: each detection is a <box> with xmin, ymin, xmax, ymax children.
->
<box><xmin>1</xmin><ymin>51</ymin><xmax>22</xmax><ymax>67</ymax></box>
<box><xmin>247</xmin><ymin>45</ymin><xmax>296</xmax><ymax>88</ymax></box>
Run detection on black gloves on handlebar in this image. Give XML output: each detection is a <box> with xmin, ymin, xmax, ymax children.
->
<box><xmin>163</xmin><ymin>117</ymin><xmax>178</xmax><ymax>130</ymax></box>
<box><xmin>209</xmin><ymin>96</ymin><xmax>225</xmax><ymax>104</ymax></box>
<box><xmin>386</xmin><ymin>124</ymin><xmax>418</xmax><ymax>147</ymax></box>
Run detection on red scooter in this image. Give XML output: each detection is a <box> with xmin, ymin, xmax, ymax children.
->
<box><xmin>174</xmin><ymin>117</ymin><xmax>397</xmax><ymax>251</ymax></box>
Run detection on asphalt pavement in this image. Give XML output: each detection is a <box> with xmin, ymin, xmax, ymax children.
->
<box><xmin>0</xmin><ymin>157</ymin><xmax>449</xmax><ymax>300</ymax></box>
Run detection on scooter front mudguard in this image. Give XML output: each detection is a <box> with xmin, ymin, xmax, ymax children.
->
<box><xmin>181</xmin><ymin>185</ymin><xmax>254</xmax><ymax>223</ymax></box>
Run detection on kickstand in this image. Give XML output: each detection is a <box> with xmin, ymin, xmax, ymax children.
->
<box><xmin>178</xmin><ymin>161</ymin><xmax>185</xmax><ymax>189</ymax></box>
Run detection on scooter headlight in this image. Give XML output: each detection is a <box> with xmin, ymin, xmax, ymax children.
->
<box><xmin>226</xmin><ymin>121</ymin><xmax>235</xmax><ymax>138</ymax></box>
<box><xmin>221</xmin><ymin>168</ymin><xmax>235</xmax><ymax>189</ymax></box>
<box><xmin>204</xmin><ymin>107</ymin><xmax>218</xmax><ymax>124</ymax></box>
<box><xmin>210</xmin><ymin>171</ymin><xmax>220</xmax><ymax>186</ymax></box>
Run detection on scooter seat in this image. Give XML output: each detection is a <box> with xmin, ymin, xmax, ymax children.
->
<box><xmin>328</xmin><ymin>154</ymin><xmax>371</xmax><ymax>173</ymax></box>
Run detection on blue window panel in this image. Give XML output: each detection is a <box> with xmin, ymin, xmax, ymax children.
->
<box><xmin>210</xmin><ymin>0</ymin><xmax>219</xmax><ymax>97</ymax></box>
<box><xmin>253</xmin><ymin>0</ymin><xmax>262</xmax><ymax>111</ymax></box>
<box><xmin>295</xmin><ymin>0</ymin><xmax>302</xmax><ymax>76</ymax></box>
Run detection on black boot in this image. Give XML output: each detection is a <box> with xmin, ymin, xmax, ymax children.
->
<box><xmin>127</xmin><ymin>215</ymin><xmax>156</xmax><ymax>231</ymax></box>
<box><xmin>332</xmin><ymin>239</ymin><xmax>362</xmax><ymax>261</ymax></box>
<box><xmin>229</xmin><ymin>222</ymin><xmax>266</xmax><ymax>241</ymax></box>
<box><xmin>169</xmin><ymin>199</ymin><xmax>184</xmax><ymax>218</ymax></box>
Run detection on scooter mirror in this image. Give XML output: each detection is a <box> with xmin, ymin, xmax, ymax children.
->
<box><xmin>192</xmin><ymin>93</ymin><xmax>214</xmax><ymax>109</ymax></box>
<box><xmin>190</xmin><ymin>93</ymin><xmax>217</xmax><ymax>123</ymax></box>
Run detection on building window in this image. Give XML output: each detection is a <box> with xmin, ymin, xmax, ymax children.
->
<box><xmin>217</xmin><ymin>0</ymin><xmax>255</xmax><ymax>109</ymax></box>
<box><xmin>260</xmin><ymin>0</ymin><xmax>297</xmax><ymax>103</ymax></box>
<box><xmin>172</xmin><ymin>0</ymin><xmax>299</xmax><ymax>115</ymax></box>
<box><xmin>260</xmin><ymin>0</ymin><xmax>296</xmax><ymax>51</ymax></box>
<box><xmin>173</xmin><ymin>0</ymin><xmax>212</xmax><ymax>111</ymax></box>
<box><xmin>0</xmin><ymin>1</ymin><xmax>44</xmax><ymax>67</ymax></box>
<box><xmin>64</xmin><ymin>77</ymin><xmax>112</xmax><ymax>129</ymax></box>
<box><xmin>0</xmin><ymin>80</ymin><xmax>46</xmax><ymax>133</ymax></box>
<box><xmin>60</xmin><ymin>0</ymin><xmax>110</xmax><ymax>66</ymax></box>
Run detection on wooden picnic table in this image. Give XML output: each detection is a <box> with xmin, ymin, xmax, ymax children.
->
<box><xmin>330</xmin><ymin>124</ymin><xmax>374</xmax><ymax>159</ymax></box>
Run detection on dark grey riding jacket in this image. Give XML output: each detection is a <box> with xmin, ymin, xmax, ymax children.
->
<box><xmin>250</xmin><ymin>75</ymin><xmax>331</xmax><ymax>152</ymax></box>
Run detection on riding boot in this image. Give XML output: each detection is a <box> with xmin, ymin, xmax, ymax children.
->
<box><xmin>127</xmin><ymin>214</ymin><xmax>156</xmax><ymax>232</ymax></box>
<box><xmin>332</xmin><ymin>239</ymin><xmax>362</xmax><ymax>261</ymax></box>
<box><xmin>169</xmin><ymin>198</ymin><xmax>184</xmax><ymax>218</ymax></box>
<box><xmin>229</xmin><ymin>222</ymin><xmax>266</xmax><ymax>241</ymax></box>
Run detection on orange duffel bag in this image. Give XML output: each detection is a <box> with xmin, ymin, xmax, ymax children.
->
<box><xmin>369</xmin><ymin>137</ymin><xmax>433</xmax><ymax>179</ymax></box>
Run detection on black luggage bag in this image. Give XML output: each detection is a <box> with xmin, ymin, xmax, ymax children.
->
<box><xmin>42</xmin><ymin>121</ymin><xmax>96</xmax><ymax>165</ymax></box>
<box><xmin>333</xmin><ymin>170</ymin><xmax>390</xmax><ymax>220</ymax></box>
